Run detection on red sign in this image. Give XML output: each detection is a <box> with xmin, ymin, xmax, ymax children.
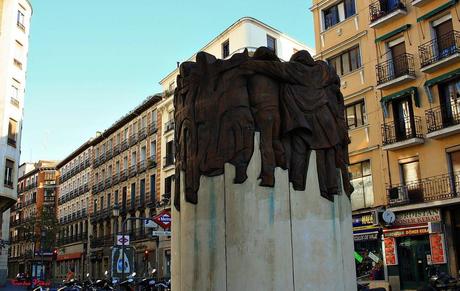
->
<box><xmin>384</xmin><ymin>237</ymin><xmax>398</xmax><ymax>266</ymax></box>
<box><xmin>153</xmin><ymin>210</ymin><xmax>172</xmax><ymax>229</ymax></box>
<box><xmin>384</xmin><ymin>227</ymin><xmax>429</xmax><ymax>238</ymax></box>
<box><xmin>430</xmin><ymin>233</ymin><xmax>447</xmax><ymax>264</ymax></box>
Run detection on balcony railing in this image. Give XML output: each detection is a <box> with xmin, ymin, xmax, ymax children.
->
<box><xmin>369</xmin><ymin>0</ymin><xmax>406</xmax><ymax>24</ymax></box>
<box><xmin>128</xmin><ymin>228</ymin><xmax>149</xmax><ymax>241</ymax></box>
<box><xmin>147</xmin><ymin>157</ymin><xmax>157</xmax><ymax>169</ymax></box>
<box><xmin>129</xmin><ymin>134</ymin><xmax>138</xmax><ymax>146</ymax></box>
<box><xmin>120</xmin><ymin>169</ymin><xmax>128</xmax><ymax>182</ymax></box>
<box><xmin>388</xmin><ymin>172</ymin><xmax>460</xmax><ymax>206</ymax></box>
<box><xmin>113</xmin><ymin>144</ymin><xmax>121</xmax><ymax>155</ymax></box>
<box><xmin>43</xmin><ymin>195</ymin><xmax>55</xmax><ymax>204</ymax></box>
<box><xmin>419</xmin><ymin>31</ymin><xmax>460</xmax><ymax>68</ymax></box>
<box><xmin>426</xmin><ymin>105</ymin><xmax>460</xmax><ymax>133</ymax></box>
<box><xmin>112</xmin><ymin>174</ymin><xmax>120</xmax><ymax>185</ymax></box>
<box><xmin>121</xmin><ymin>140</ymin><xmax>128</xmax><ymax>151</ymax></box>
<box><xmin>163</xmin><ymin>155</ymin><xmax>175</xmax><ymax>168</ymax></box>
<box><xmin>129</xmin><ymin>165</ymin><xmax>137</xmax><ymax>177</ymax></box>
<box><xmin>105</xmin><ymin>177</ymin><xmax>112</xmax><ymax>189</ymax></box>
<box><xmin>382</xmin><ymin>116</ymin><xmax>424</xmax><ymax>146</ymax></box>
<box><xmin>376</xmin><ymin>53</ymin><xmax>415</xmax><ymax>86</ymax></box>
<box><xmin>90</xmin><ymin>235</ymin><xmax>114</xmax><ymax>248</ymax></box>
<box><xmin>138</xmin><ymin>160</ymin><xmax>146</xmax><ymax>173</ymax></box>
<box><xmin>149</xmin><ymin>123</ymin><xmax>158</xmax><ymax>135</ymax></box>
<box><xmin>139</xmin><ymin>127</ymin><xmax>147</xmax><ymax>140</ymax></box>
<box><xmin>164</xmin><ymin>120</ymin><xmax>175</xmax><ymax>134</ymax></box>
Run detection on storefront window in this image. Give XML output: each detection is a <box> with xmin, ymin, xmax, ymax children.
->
<box><xmin>349</xmin><ymin>160</ymin><xmax>373</xmax><ymax>210</ymax></box>
<box><xmin>355</xmin><ymin>239</ymin><xmax>384</xmax><ymax>280</ymax></box>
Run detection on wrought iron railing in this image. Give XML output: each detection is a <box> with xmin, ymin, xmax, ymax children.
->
<box><xmin>419</xmin><ymin>31</ymin><xmax>460</xmax><ymax>67</ymax></box>
<box><xmin>163</xmin><ymin>155</ymin><xmax>175</xmax><ymax>168</ymax></box>
<box><xmin>382</xmin><ymin>116</ymin><xmax>423</xmax><ymax>145</ymax></box>
<box><xmin>164</xmin><ymin>120</ymin><xmax>175</xmax><ymax>134</ymax></box>
<box><xmin>387</xmin><ymin>171</ymin><xmax>460</xmax><ymax>206</ymax></box>
<box><xmin>149</xmin><ymin>123</ymin><xmax>158</xmax><ymax>135</ymax></box>
<box><xmin>376</xmin><ymin>53</ymin><xmax>415</xmax><ymax>85</ymax></box>
<box><xmin>426</xmin><ymin>105</ymin><xmax>460</xmax><ymax>133</ymax></box>
<box><xmin>369</xmin><ymin>0</ymin><xmax>406</xmax><ymax>23</ymax></box>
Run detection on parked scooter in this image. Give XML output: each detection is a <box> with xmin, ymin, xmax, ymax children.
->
<box><xmin>423</xmin><ymin>265</ymin><xmax>460</xmax><ymax>291</ymax></box>
<box><xmin>57</xmin><ymin>278</ymin><xmax>83</xmax><ymax>291</ymax></box>
<box><xmin>92</xmin><ymin>271</ymin><xmax>114</xmax><ymax>290</ymax></box>
<box><xmin>136</xmin><ymin>269</ymin><xmax>157</xmax><ymax>291</ymax></box>
<box><xmin>113</xmin><ymin>271</ymin><xmax>137</xmax><ymax>291</ymax></box>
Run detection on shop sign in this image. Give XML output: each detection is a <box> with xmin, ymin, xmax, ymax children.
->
<box><xmin>394</xmin><ymin>209</ymin><xmax>441</xmax><ymax>225</ymax></box>
<box><xmin>352</xmin><ymin>214</ymin><xmax>376</xmax><ymax>228</ymax></box>
<box><xmin>384</xmin><ymin>237</ymin><xmax>398</xmax><ymax>266</ymax></box>
<box><xmin>353</xmin><ymin>232</ymin><xmax>378</xmax><ymax>242</ymax></box>
<box><xmin>430</xmin><ymin>233</ymin><xmax>447</xmax><ymax>264</ymax></box>
<box><xmin>385</xmin><ymin>227</ymin><xmax>429</xmax><ymax>238</ymax></box>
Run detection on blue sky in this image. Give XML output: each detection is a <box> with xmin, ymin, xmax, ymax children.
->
<box><xmin>21</xmin><ymin>0</ymin><xmax>315</xmax><ymax>162</ymax></box>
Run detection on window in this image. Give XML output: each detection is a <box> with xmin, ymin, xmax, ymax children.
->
<box><xmin>322</xmin><ymin>0</ymin><xmax>355</xmax><ymax>30</ymax></box>
<box><xmin>400</xmin><ymin>160</ymin><xmax>420</xmax><ymax>184</ymax></box>
<box><xmin>10</xmin><ymin>86</ymin><xmax>19</xmax><ymax>107</ymax></box>
<box><xmin>164</xmin><ymin>176</ymin><xmax>173</xmax><ymax>198</ymax></box>
<box><xmin>150</xmin><ymin>175</ymin><xmax>156</xmax><ymax>203</ymax></box>
<box><xmin>13</xmin><ymin>59</ymin><xmax>22</xmax><ymax>70</ymax></box>
<box><xmin>140</xmin><ymin>179</ymin><xmax>145</xmax><ymax>202</ymax></box>
<box><xmin>141</xmin><ymin>146</ymin><xmax>146</xmax><ymax>161</ymax></box>
<box><xmin>349</xmin><ymin>160</ymin><xmax>373</xmax><ymax>210</ymax></box>
<box><xmin>4</xmin><ymin>159</ymin><xmax>14</xmax><ymax>188</ymax></box>
<box><xmin>8</xmin><ymin>118</ymin><xmax>18</xmax><ymax>147</ymax></box>
<box><xmin>345</xmin><ymin>101</ymin><xmax>366</xmax><ymax>129</ymax></box>
<box><xmin>150</xmin><ymin>140</ymin><xmax>156</xmax><ymax>158</ymax></box>
<box><xmin>165</xmin><ymin>141</ymin><xmax>174</xmax><ymax>166</ymax></box>
<box><xmin>130</xmin><ymin>183</ymin><xmax>136</xmax><ymax>206</ymax></box>
<box><xmin>151</xmin><ymin>110</ymin><xmax>157</xmax><ymax>126</ymax></box>
<box><xmin>114</xmin><ymin>190</ymin><xmax>119</xmax><ymax>205</ymax></box>
<box><xmin>17</xmin><ymin>10</ymin><xmax>25</xmax><ymax>30</ymax></box>
<box><xmin>328</xmin><ymin>46</ymin><xmax>361</xmax><ymax>76</ymax></box>
<box><xmin>222</xmin><ymin>40</ymin><xmax>230</xmax><ymax>58</ymax></box>
<box><xmin>107</xmin><ymin>193</ymin><xmax>111</xmax><ymax>208</ymax></box>
<box><xmin>267</xmin><ymin>35</ymin><xmax>277</xmax><ymax>53</ymax></box>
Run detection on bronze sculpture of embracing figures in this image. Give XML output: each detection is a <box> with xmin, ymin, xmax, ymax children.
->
<box><xmin>173</xmin><ymin>47</ymin><xmax>353</xmax><ymax>210</ymax></box>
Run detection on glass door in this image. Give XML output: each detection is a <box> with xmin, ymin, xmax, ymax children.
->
<box><xmin>400</xmin><ymin>160</ymin><xmax>423</xmax><ymax>203</ymax></box>
<box><xmin>439</xmin><ymin>78</ymin><xmax>460</xmax><ymax>127</ymax></box>
<box><xmin>390</xmin><ymin>42</ymin><xmax>407</xmax><ymax>79</ymax></box>
<box><xmin>434</xmin><ymin>19</ymin><xmax>454</xmax><ymax>57</ymax></box>
<box><xmin>392</xmin><ymin>97</ymin><xmax>414</xmax><ymax>141</ymax></box>
<box><xmin>397</xmin><ymin>236</ymin><xmax>431</xmax><ymax>290</ymax></box>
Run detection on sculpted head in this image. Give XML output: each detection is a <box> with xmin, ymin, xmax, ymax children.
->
<box><xmin>253</xmin><ymin>47</ymin><xmax>280</xmax><ymax>62</ymax></box>
<box><xmin>290</xmin><ymin>50</ymin><xmax>315</xmax><ymax>66</ymax></box>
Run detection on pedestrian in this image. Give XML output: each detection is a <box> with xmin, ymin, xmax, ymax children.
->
<box><xmin>66</xmin><ymin>267</ymin><xmax>75</xmax><ymax>282</ymax></box>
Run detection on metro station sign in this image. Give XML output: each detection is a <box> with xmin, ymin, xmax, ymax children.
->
<box><xmin>153</xmin><ymin>209</ymin><xmax>172</xmax><ymax>229</ymax></box>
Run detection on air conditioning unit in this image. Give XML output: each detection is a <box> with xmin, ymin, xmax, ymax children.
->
<box><xmin>428</xmin><ymin>222</ymin><xmax>443</xmax><ymax>234</ymax></box>
<box><xmin>388</xmin><ymin>186</ymin><xmax>409</xmax><ymax>204</ymax></box>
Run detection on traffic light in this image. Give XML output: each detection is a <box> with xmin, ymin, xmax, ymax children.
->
<box><xmin>143</xmin><ymin>250</ymin><xmax>149</xmax><ymax>261</ymax></box>
<box><xmin>52</xmin><ymin>249</ymin><xmax>58</xmax><ymax>260</ymax></box>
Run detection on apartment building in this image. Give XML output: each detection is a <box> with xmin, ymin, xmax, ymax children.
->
<box><xmin>158</xmin><ymin>16</ymin><xmax>313</xmax><ymax>207</ymax></box>
<box><xmin>312</xmin><ymin>0</ymin><xmax>460</xmax><ymax>289</ymax></box>
<box><xmin>54</xmin><ymin>141</ymin><xmax>92</xmax><ymax>281</ymax></box>
<box><xmin>8</xmin><ymin>161</ymin><xmax>58</xmax><ymax>281</ymax></box>
<box><xmin>89</xmin><ymin>94</ymin><xmax>163</xmax><ymax>279</ymax></box>
<box><xmin>0</xmin><ymin>0</ymin><xmax>32</xmax><ymax>283</ymax></box>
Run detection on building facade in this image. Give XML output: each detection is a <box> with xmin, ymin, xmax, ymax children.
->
<box><xmin>88</xmin><ymin>94</ymin><xmax>164</xmax><ymax>279</ymax></box>
<box><xmin>0</xmin><ymin>0</ymin><xmax>32</xmax><ymax>283</ymax></box>
<box><xmin>54</xmin><ymin>142</ymin><xmax>92</xmax><ymax>281</ymax></box>
<box><xmin>311</xmin><ymin>0</ymin><xmax>460</xmax><ymax>290</ymax></box>
<box><xmin>8</xmin><ymin>161</ymin><xmax>58</xmax><ymax>281</ymax></box>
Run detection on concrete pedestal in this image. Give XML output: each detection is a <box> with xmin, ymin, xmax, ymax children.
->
<box><xmin>172</xmin><ymin>135</ymin><xmax>356</xmax><ymax>291</ymax></box>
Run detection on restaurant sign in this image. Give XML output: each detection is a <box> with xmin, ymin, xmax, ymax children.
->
<box><xmin>394</xmin><ymin>209</ymin><xmax>441</xmax><ymax>225</ymax></box>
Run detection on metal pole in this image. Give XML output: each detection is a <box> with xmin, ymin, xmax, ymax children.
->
<box><xmin>121</xmin><ymin>219</ymin><xmax>127</xmax><ymax>281</ymax></box>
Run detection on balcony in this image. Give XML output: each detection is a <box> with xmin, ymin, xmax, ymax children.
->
<box><xmin>113</xmin><ymin>144</ymin><xmax>121</xmax><ymax>155</ymax></box>
<box><xmin>419</xmin><ymin>31</ymin><xmax>460</xmax><ymax>73</ymax></box>
<box><xmin>121</xmin><ymin>140</ymin><xmax>128</xmax><ymax>151</ymax></box>
<box><xmin>139</xmin><ymin>127</ymin><xmax>147</xmax><ymax>140</ymax></box>
<box><xmin>164</xmin><ymin>120</ymin><xmax>175</xmax><ymax>134</ymax></box>
<box><xmin>112</xmin><ymin>174</ymin><xmax>120</xmax><ymax>185</ymax></box>
<box><xmin>129</xmin><ymin>200</ymin><xmax>136</xmax><ymax>211</ymax></box>
<box><xmin>411</xmin><ymin>0</ymin><xmax>429</xmax><ymax>6</ymax></box>
<box><xmin>147</xmin><ymin>157</ymin><xmax>157</xmax><ymax>169</ymax></box>
<box><xmin>43</xmin><ymin>195</ymin><xmax>55</xmax><ymax>204</ymax></box>
<box><xmin>426</xmin><ymin>105</ymin><xmax>460</xmax><ymax>139</ymax></box>
<box><xmin>105</xmin><ymin>177</ymin><xmax>112</xmax><ymax>189</ymax></box>
<box><xmin>149</xmin><ymin>123</ymin><xmax>158</xmax><ymax>135</ymax></box>
<box><xmin>388</xmin><ymin>172</ymin><xmax>460</xmax><ymax>207</ymax></box>
<box><xmin>97</xmin><ymin>181</ymin><xmax>104</xmax><ymax>192</ymax></box>
<box><xmin>382</xmin><ymin>116</ymin><xmax>424</xmax><ymax>150</ymax></box>
<box><xmin>138</xmin><ymin>160</ymin><xmax>146</xmax><ymax>173</ymax></box>
<box><xmin>129</xmin><ymin>165</ymin><xmax>137</xmax><ymax>177</ymax></box>
<box><xmin>376</xmin><ymin>53</ymin><xmax>416</xmax><ymax>89</ymax></box>
<box><xmin>129</xmin><ymin>228</ymin><xmax>149</xmax><ymax>241</ymax></box>
<box><xmin>129</xmin><ymin>134</ymin><xmax>138</xmax><ymax>146</ymax></box>
<box><xmin>163</xmin><ymin>155</ymin><xmax>175</xmax><ymax>168</ymax></box>
<box><xmin>369</xmin><ymin>0</ymin><xmax>407</xmax><ymax>28</ymax></box>
<box><xmin>90</xmin><ymin>235</ymin><xmax>114</xmax><ymax>248</ymax></box>
<box><xmin>136</xmin><ymin>195</ymin><xmax>145</xmax><ymax>209</ymax></box>
<box><xmin>120</xmin><ymin>169</ymin><xmax>128</xmax><ymax>182</ymax></box>
<box><xmin>93</xmin><ymin>157</ymin><xmax>100</xmax><ymax>168</ymax></box>
<box><xmin>92</xmin><ymin>184</ymin><xmax>98</xmax><ymax>194</ymax></box>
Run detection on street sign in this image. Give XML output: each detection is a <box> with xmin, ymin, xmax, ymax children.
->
<box><xmin>153</xmin><ymin>209</ymin><xmax>172</xmax><ymax>229</ymax></box>
<box><xmin>111</xmin><ymin>246</ymin><xmax>135</xmax><ymax>280</ymax></box>
<box><xmin>144</xmin><ymin>219</ymin><xmax>158</xmax><ymax>228</ymax></box>
<box><xmin>116</xmin><ymin>235</ymin><xmax>130</xmax><ymax>246</ymax></box>
<box><xmin>152</xmin><ymin>230</ymin><xmax>172</xmax><ymax>236</ymax></box>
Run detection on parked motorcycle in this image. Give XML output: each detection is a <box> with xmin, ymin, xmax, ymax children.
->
<box><xmin>423</xmin><ymin>265</ymin><xmax>460</xmax><ymax>291</ymax></box>
<box><xmin>57</xmin><ymin>278</ymin><xmax>83</xmax><ymax>291</ymax></box>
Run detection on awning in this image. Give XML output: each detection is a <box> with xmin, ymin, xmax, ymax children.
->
<box><xmin>57</xmin><ymin>252</ymin><xmax>82</xmax><ymax>261</ymax></box>
<box><xmin>375</xmin><ymin>24</ymin><xmax>411</xmax><ymax>43</ymax></box>
<box><xmin>424</xmin><ymin>68</ymin><xmax>460</xmax><ymax>102</ymax></box>
<box><xmin>381</xmin><ymin>86</ymin><xmax>419</xmax><ymax>107</ymax></box>
<box><xmin>425</xmin><ymin>68</ymin><xmax>460</xmax><ymax>87</ymax></box>
<box><xmin>417</xmin><ymin>0</ymin><xmax>458</xmax><ymax>22</ymax></box>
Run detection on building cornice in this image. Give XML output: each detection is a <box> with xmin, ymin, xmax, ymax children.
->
<box><xmin>315</xmin><ymin>30</ymin><xmax>368</xmax><ymax>59</ymax></box>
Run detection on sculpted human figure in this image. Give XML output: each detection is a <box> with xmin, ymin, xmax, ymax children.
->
<box><xmin>247</xmin><ymin>47</ymin><xmax>285</xmax><ymax>187</ymax></box>
<box><xmin>242</xmin><ymin>50</ymin><xmax>352</xmax><ymax>199</ymax></box>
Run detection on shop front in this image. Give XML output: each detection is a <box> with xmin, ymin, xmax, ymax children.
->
<box><xmin>352</xmin><ymin>212</ymin><xmax>384</xmax><ymax>281</ymax></box>
<box><xmin>384</xmin><ymin>208</ymin><xmax>448</xmax><ymax>290</ymax></box>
